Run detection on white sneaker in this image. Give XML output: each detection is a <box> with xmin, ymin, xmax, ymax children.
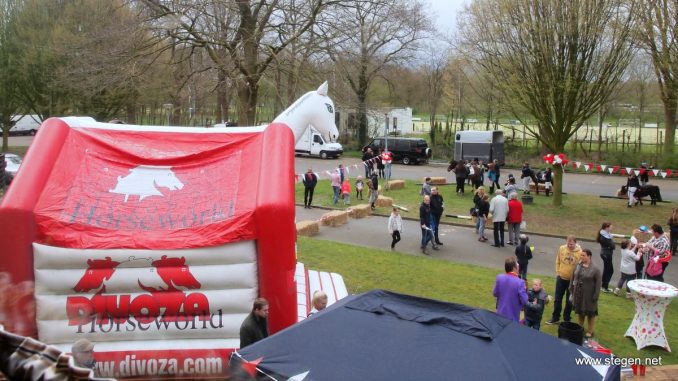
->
<box><xmin>613</xmin><ymin>288</ymin><xmax>620</xmax><ymax>296</ymax></box>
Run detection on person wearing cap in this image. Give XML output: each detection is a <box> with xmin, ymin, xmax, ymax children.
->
<box><xmin>71</xmin><ymin>338</ymin><xmax>96</xmax><ymax>370</ymax></box>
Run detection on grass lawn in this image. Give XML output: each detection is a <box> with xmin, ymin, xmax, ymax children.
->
<box><xmin>297</xmin><ymin>236</ymin><xmax>678</xmax><ymax>365</ymax></box>
<box><xmin>297</xmin><ymin>179</ymin><xmax>674</xmax><ymax>240</ymax></box>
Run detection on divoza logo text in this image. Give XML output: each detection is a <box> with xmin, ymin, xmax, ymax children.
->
<box><xmin>66</xmin><ymin>255</ymin><xmax>223</xmax><ymax>333</ymax></box>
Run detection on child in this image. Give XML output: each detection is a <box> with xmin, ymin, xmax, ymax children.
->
<box><xmin>420</xmin><ymin>177</ymin><xmax>432</xmax><ymax>196</ymax></box>
<box><xmin>368</xmin><ymin>173</ymin><xmax>379</xmax><ymax>210</ymax></box>
<box><xmin>515</xmin><ymin>234</ymin><xmax>533</xmax><ymax>280</ymax></box>
<box><xmin>355</xmin><ymin>176</ymin><xmax>364</xmax><ymax>200</ymax></box>
<box><xmin>388</xmin><ymin>207</ymin><xmax>403</xmax><ymax>250</ymax></box>
<box><xmin>341</xmin><ymin>179</ymin><xmax>351</xmax><ymax>205</ymax></box>
<box><xmin>614</xmin><ymin>239</ymin><xmax>642</xmax><ymax>298</ymax></box>
<box><xmin>524</xmin><ymin>278</ymin><xmax>548</xmax><ymax>330</ymax></box>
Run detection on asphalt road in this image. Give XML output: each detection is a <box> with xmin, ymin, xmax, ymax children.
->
<box><xmin>296</xmin><ymin>205</ymin><xmax>678</xmax><ymax>287</ymax></box>
<box><xmin>294</xmin><ymin>156</ymin><xmax>678</xmax><ymax>201</ymax></box>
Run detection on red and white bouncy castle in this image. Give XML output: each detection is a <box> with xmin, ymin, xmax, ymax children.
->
<box><xmin>0</xmin><ymin>83</ymin><xmax>341</xmax><ymax>378</ymax></box>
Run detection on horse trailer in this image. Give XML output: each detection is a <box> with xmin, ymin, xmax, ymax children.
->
<box><xmin>454</xmin><ymin>130</ymin><xmax>505</xmax><ymax>165</ymax></box>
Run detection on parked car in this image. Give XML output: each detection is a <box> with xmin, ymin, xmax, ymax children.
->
<box><xmin>363</xmin><ymin>137</ymin><xmax>431</xmax><ymax>165</ymax></box>
<box><xmin>3</xmin><ymin>153</ymin><xmax>21</xmax><ymax>183</ymax></box>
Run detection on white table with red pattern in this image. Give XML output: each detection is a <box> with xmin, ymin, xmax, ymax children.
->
<box><xmin>625</xmin><ymin>279</ymin><xmax>678</xmax><ymax>351</ymax></box>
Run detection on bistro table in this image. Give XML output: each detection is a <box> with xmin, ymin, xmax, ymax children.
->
<box><xmin>625</xmin><ymin>279</ymin><xmax>678</xmax><ymax>351</ymax></box>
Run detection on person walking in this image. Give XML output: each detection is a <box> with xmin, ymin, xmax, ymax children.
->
<box><xmin>368</xmin><ymin>172</ymin><xmax>379</xmax><ymax>210</ymax></box>
<box><xmin>492</xmin><ymin>256</ymin><xmax>528</xmax><ymax>322</ymax></box>
<box><xmin>489</xmin><ymin>189</ymin><xmax>509</xmax><ymax>247</ymax></box>
<box><xmin>524</xmin><ymin>279</ymin><xmax>548</xmax><ymax>331</ymax></box>
<box><xmin>570</xmin><ymin>249</ymin><xmax>602</xmax><ymax>339</ymax></box>
<box><xmin>330</xmin><ymin>170</ymin><xmax>341</xmax><ymax>205</ymax></box>
<box><xmin>302</xmin><ymin>168</ymin><xmax>318</xmax><ymax>209</ymax></box>
<box><xmin>515</xmin><ymin>234</ymin><xmax>533</xmax><ymax>280</ymax></box>
<box><xmin>596</xmin><ymin>222</ymin><xmax>615</xmax><ymax>293</ymax></box>
<box><xmin>546</xmin><ymin>236</ymin><xmax>582</xmax><ymax>325</ymax></box>
<box><xmin>388</xmin><ymin>207</ymin><xmax>403</xmax><ymax>250</ymax></box>
<box><xmin>506</xmin><ymin>193</ymin><xmax>523</xmax><ymax>245</ymax></box>
<box><xmin>419</xmin><ymin>195</ymin><xmax>438</xmax><ymax>254</ymax></box>
<box><xmin>488</xmin><ymin>159</ymin><xmax>501</xmax><ymax>194</ymax></box>
<box><xmin>430</xmin><ymin>187</ymin><xmax>444</xmax><ymax>246</ymax></box>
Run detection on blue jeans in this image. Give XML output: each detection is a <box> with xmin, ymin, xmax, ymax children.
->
<box><xmin>332</xmin><ymin>186</ymin><xmax>340</xmax><ymax>204</ymax></box>
<box><xmin>421</xmin><ymin>228</ymin><xmax>433</xmax><ymax>248</ymax></box>
<box><xmin>552</xmin><ymin>276</ymin><xmax>572</xmax><ymax>322</ymax></box>
<box><xmin>385</xmin><ymin>164</ymin><xmax>392</xmax><ymax>180</ymax></box>
<box><xmin>525</xmin><ymin>318</ymin><xmax>541</xmax><ymax>331</ymax></box>
<box><xmin>478</xmin><ymin>218</ymin><xmax>486</xmax><ymax>238</ymax></box>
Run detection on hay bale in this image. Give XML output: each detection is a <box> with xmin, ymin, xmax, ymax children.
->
<box><xmin>320</xmin><ymin>210</ymin><xmax>349</xmax><ymax>227</ymax></box>
<box><xmin>378</xmin><ymin>185</ymin><xmax>384</xmax><ymax>195</ymax></box>
<box><xmin>376</xmin><ymin>195</ymin><xmax>393</xmax><ymax>208</ymax></box>
<box><xmin>387</xmin><ymin>180</ymin><xmax>405</xmax><ymax>190</ymax></box>
<box><xmin>633</xmin><ymin>229</ymin><xmax>652</xmax><ymax>243</ymax></box>
<box><xmin>296</xmin><ymin>220</ymin><xmax>320</xmax><ymax>236</ymax></box>
<box><xmin>529</xmin><ymin>183</ymin><xmax>546</xmax><ymax>192</ymax></box>
<box><xmin>429</xmin><ymin>177</ymin><xmax>447</xmax><ymax>185</ymax></box>
<box><xmin>349</xmin><ymin>204</ymin><xmax>372</xmax><ymax>219</ymax></box>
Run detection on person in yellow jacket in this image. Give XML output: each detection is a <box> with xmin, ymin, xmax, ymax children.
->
<box><xmin>546</xmin><ymin>235</ymin><xmax>583</xmax><ymax>325</ymax></box>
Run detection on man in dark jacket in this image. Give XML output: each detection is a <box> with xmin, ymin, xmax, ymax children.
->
<box><xmin>302</xmin><ymin>167</ymin><xmax>318</xmax><ymax>208</ymax></box>
<box><xmin>239</xmin><ymin>298</ymin><xmax>269</xmax><ymax>348</ymax></box>
<box><xmin>429</xmin><ymin>187</ymin><xmax>444</xmax><ymax>246</ymax></box>
<box><xmin>419</xmin><ymin>195</ymin><xmax>438</xmax><ymax>254</ymax></box>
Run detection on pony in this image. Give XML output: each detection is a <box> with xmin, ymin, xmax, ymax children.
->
<box><xmin>619</xmin><ymin>185</ymin><xmax>663</xmax><ymax>206</ymax></box>
<box><xmin>272</xmin><ymin>81</ymin><xmax>339</xmax><ymax>145</ymax></box>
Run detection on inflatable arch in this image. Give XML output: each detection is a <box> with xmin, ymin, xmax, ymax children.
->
<box><xmin>0</xmin><ymin>83</ymin><xmax>341</xmax><ymax>378</ymax></box>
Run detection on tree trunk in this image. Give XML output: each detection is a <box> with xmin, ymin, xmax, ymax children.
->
<box><xmin>552</xmin><ymin>163</ymin><xmax>563</xmax><ymax>207</ymax></box>
<box><xmin>237</xmin><ymin>80</ymin><xmax>259</xmax><ymax>126</ymax></box>
<box><xmin>216</xmin><ymin>68</ymin><xmax>229</xmax><ymax>124</ymax></box>
<box><xmin>663</xmin><ymin>99</ymin><xmax>676</xmax><ymax>156</ymax></box>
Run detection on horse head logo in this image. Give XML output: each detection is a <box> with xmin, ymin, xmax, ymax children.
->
<box><xmin>72</xmin><ymin>255</ymin><xmax>201</xmax><ymax>294</ymax></box>
<box><xmin>109</xmin><ymin>165</ymin><xmax>184</xmax><ymax>202</ymax></box>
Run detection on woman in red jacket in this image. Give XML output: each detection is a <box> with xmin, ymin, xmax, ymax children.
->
<box><xmin>506</xmin><ymin>193</ymin><xmax>524</xmax><ymax>245</ymax></box>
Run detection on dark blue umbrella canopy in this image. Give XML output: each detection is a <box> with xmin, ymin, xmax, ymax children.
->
<box><xmin>232</xmin><ymin>290</ymin><xmax>619</xmax><ymax>381</ymax></box>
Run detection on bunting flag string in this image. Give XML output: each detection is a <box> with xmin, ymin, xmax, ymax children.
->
<box><xmin>540</xmin><ymin>155</ymin><xmax>677</xmax><ymax>178</ymax></box>
<box><xmin>295</xmin><ymin>153</ymin><xmax>393</xmax><ymax>183</ymax></box>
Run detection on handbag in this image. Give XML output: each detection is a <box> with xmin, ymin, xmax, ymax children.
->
<box><xmin>520</xmin><ymin>220</ymin><xmax>527</xmax><ymax>229</ymax></box>
<box><xmin>645</xmin><ymin>255</ymin><xmax>663</xmax><ymax>277</ymax></box>
<box><xmin>469</xmin><ymin>207</ymin><xmax>478</xmax><ymax>217</ymax></box>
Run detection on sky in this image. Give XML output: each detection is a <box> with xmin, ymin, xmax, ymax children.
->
<box><xmin>427</xmin><ymin>0</ymin><xmax>469</xmax><ymax>35</ymax></box>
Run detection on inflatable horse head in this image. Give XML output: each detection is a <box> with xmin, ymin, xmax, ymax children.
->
<box><xmin>273</xmin><ymin>81</ymin><xmax>339</xmax><ymax>144</ymax></box>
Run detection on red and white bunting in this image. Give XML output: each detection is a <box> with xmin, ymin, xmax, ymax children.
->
<box><xmin>607</xmin><ymin>167</ymin><xmax>614</xmax><ymax>174</ymax></box>
<box><xmin>601</xmin><ymin>165</ymin><xmax>607</xmax><ymax>172</ymax></box>
<box><xmin>626</xmin><ymin>167</ymin><xmax>632</xmax><ymax>175</ymax></box>
<box><xmin>576</xmin><ymin>161</ymin><xmax>582</xmax><ymax>169</ymax></box>
<box><xmin>634</xmin><ymin>169</ymin><xmax>640</xmax><ymax>176</ymax></box>
<box><xmin>653</xmin><ymin>169</ymin><xmax>659</xmax><ymax>176</ymax></box>
<box><xmin>584</xmin><ymin>164</ymin><xmax>590</xmax><ymax>172</ymax></box>
<box><xmin>661</xmin><ymin>171</ymin><xmax>668</xmax><ymax>178</ymax></box>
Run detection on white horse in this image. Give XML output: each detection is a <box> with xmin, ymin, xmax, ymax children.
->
<box><xmin>272</xmin><ymin>81</ymin><xmax>339</xmax><ymax>145</ymax></box>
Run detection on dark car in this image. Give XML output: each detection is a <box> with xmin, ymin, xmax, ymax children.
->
<box><xmin>363</xmin><ymin>137</ymin><xmax>432</xmax><ymax>165</ymax></box>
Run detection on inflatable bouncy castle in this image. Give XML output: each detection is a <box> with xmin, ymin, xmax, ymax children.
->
<box><xmin>0</xmin><ymin>83</ymin><xmax>341</xmax><ymax>379</ymax></box>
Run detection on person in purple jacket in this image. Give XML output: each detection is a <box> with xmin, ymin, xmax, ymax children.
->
<box><xmin>493</xmin><ymin>256</ymin><xmax>528</xmax><ymax>322</ymax></box>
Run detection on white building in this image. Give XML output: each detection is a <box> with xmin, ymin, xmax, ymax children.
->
<box><xmin>336</xmin><ymin>107</ymin><xmax>413</xmax><ymax>138</ymax></box>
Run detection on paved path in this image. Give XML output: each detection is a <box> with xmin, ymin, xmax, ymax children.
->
<box><xmin>296</xmin><ymin>205</ymin><xmax>677</xmax><ymax>286</ymax></box>
<box><xmin>295</xmin><ymin>157</ymin><xmax>678</xmax><ymax>201</ymax></box>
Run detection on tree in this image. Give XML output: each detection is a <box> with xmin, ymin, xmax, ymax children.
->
<box><xmin>459</xmin><ymin>0</ymin><xmax>635</xmax><ymax>206</ymax></box>
<box><xmin>633</xmin><ymin>0</ymin><xmax>678</xmax><ymax>157</ymax></box>
<box><xmin>422</xmin><ymin>44</ymin><xmax>449</xmax><ymax>145</ymax></box>
<box><xmin>323</xmin><ymin>0</ymin><xmax>430</xmax><ymax>146</ymax></box>
<box><xmin>0</xmin><ymin>0</ymin><xmax>22</xmax><ymax>151</ymax></box>
<box><xmin>141</xmin><ymin>0</ymin><xmax>331</xmax><ymax>126</ymax></box>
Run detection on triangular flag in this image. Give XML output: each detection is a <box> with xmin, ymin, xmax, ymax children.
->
<box><xmin>242</xmin><ymin>357</ymin><xmax>264</xmax><ymax>377</ymax></box>
<box><xmin>596</xmin><ymin>165</ymin><xmax>602</xmax><ymax>172</ymax></box>
<box><xmin>607</xmin><ymin>167</ymin><xmax>614</xmax><ymax>174</ymax></box>
<box><xmin>621</xmin><ymin>168</ymin><xmax>627</xmax><ymax>175</ymax></box>
<box><xmin>667</xmin><ymin>169</ymin><xmax>673</xmax><ymax>177</ymax></box>
<box><xmin>601</xmin><ymin>164</ymin><xmax>607</xmax><ymax>171</ymax></box>
<box><xmin>576</xmin><ymin>161</ymin><xmax>582</xmax><ymax>169</ymax></box>
<box><xmin>661</xmin><ymin>171</ymin><xmax>667</xmax><ymax>178</ymax></box>
<box><xmin>612</xmin><ymin>165</ymin><xmax>619</xmax><ymax>173</ymax></box>
<box><xmin>639</xmin><ymin>168</ymin><xmax>646</xmax><ymax>176</ymax></box>
<box><xmin>634</xmin><ymin>169</ymin><xmax>640</xmax><ymax>176</ymax></box>
<box><xmin>626</xmin><ymin>167</ymin><xmax>632</xmax><ymax>175</ymax></box>
<box><xmin>652</xmin><ymin>169</ymin><xmax>659</xmax><ymax>176</ymax></box>
<box><xmin>584</xmin><ymin>164</ymin><xmax>590</xmax><ymax>172</ymax></box>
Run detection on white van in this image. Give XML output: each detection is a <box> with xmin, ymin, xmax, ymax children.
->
<box><xmin>10</xmin><ymin>115</ymin><xmax>41</xmax><ymax>136</ymax></box>
<box><xmin>295</xmin><ymin>125</ymin><xmax>343</xmax><ymax>159</ymax></box>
